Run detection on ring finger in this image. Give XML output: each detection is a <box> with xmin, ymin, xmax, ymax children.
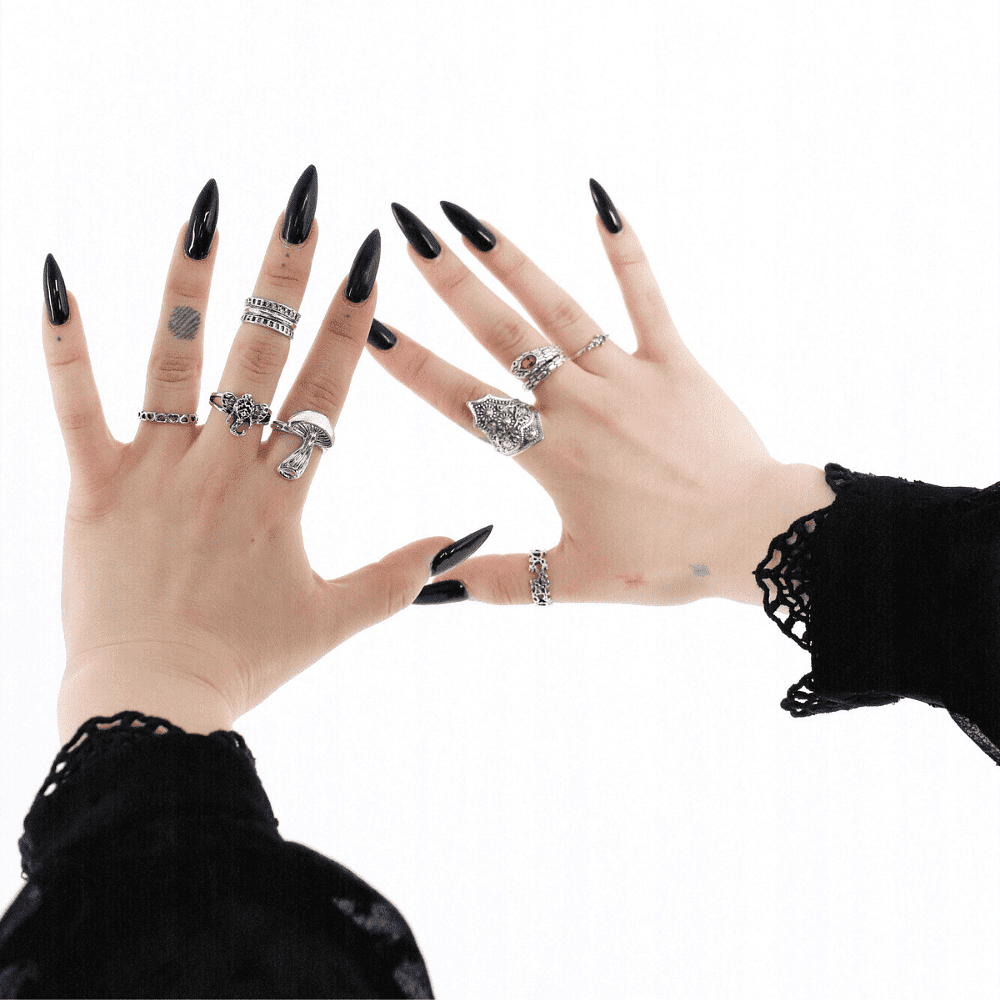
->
<box><xmin>204</xmin><ymin>165</ymin><xmax>319</xmax><ymax>449</ymax></box>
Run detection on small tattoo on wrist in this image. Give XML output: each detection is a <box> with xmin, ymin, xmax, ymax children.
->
<box><xmin>168</xmin><ymin>305</ymin><xmax>201</xmax><ymax>340</ymax></box>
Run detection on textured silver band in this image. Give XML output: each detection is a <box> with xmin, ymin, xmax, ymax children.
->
<box><xmin>467</xmin><ymin>394</ymin><xmax>543</xmax><ymax>457</ymax></box>
<box><xmin>528</xmin><ymin>549</ymin><xmax>552</xmax><ymax>606</ymax></box>
<box><xmin>138</xmin><ymin>410</ymin><xmax>199</xmax><ymax>424</ymax></box>
<box><xmin>569</xmin><ymin>333</ymin><xmax>609</xmax><ymax>361</ymax></box>
<box><xmin>511</xmin><ymin>345</ymin><xmax>567</xmax><ymax>391</ymax></box>
<box><xmin>241</xmin><ymin>296</ymin><xmax>300</xmax><ymax>339</ymax></box>
<box><xmin>209</xmin><ymin>391</ymin><xmax>272</xmax><ymax>437</ymax></box>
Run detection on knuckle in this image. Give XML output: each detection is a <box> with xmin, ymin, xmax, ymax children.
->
<box><xmin>58</xmin><ymin>408</ymin><xmax>98</xmax><ymax>434</ymax></box>
<box><xmin>494</xmin><ymin>246</ymin><xmax>529</xmax><ymax>283</ymax></box>
<box><xmin>487</xmin><ymin>314</ymin><xmax>527</xmax><ymax>359</ymax></box>
<box><xmin>439</xmin><ymin>266</ymin><xmax>472</xmax><ymax>295</ymax></box>
<box><xmin>147</xmin><ymin>349</ymin><xmax>201</xmax><ymax>389</ymax></box>
<box><xmin>46</xmin><ymin>348</ymin><xmax>88</xmax><ymax>371</ymax></box>
<box><xmin>493</xmin><ymin>565</ymin><xmax>528</xmax><ymax>605</ymax></box>
<box><xmin>543</xmin><ymin>296</ymin><xmax>582</xmax><ymax>333</ymax></box>
<box><xmin>165</xmin><ymin>276</ymin><xmax>205</xmax><ymax>303</ymax></box>
<box><xmin>261</xmin><ymin>267</ymin><xmax>303</xmax><ymax>290</ymax></box>
<box><xmin>401</xmin><ymin>349</ymin><xmax>432</xmax><ymax>386</ymax></box>
<box><xmin>293</xmin><ymin>368</ymin><xmax>344</xmax><ymax>416</ymax></box>
<box><xmin>237</xmin><ymin>335</ymin><xmax>284</xmax><ymax>382</ymax></box>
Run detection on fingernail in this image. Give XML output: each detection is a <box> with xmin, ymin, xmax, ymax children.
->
<box><xmin>184</xmin><ymin>178</ymin><xmax>219</xmax><ymax>261</ymax></box>
<box><xmin>367</xmin><ymin>318</ymin><xmax>397</xmax><ymax>350</ymax></box>
<box><xmin>390</xmin><ymin>202</ymin><xmax>441</xmax><ymax>259</ymax></box>
<box><xmin>282</xmin><ymin>165</ymin><xmax>318</xmax><ymax>245</ymax></box>
<box><xmin>412</xmin><ymin>580</ymin><xmax>469</xmax><ymax>605</ymax></box>
<box><xmin>589</xmin><ymin>178</ymin><xmax>622</xmax><ymax>234</ymax></box>
<box><xmin>43</xmin><ymin>254</ymin><xmax>70</xmax><ymax>326</ymax></box>
<box><xmin>439</xmin><ymin>201</ymin><xmax>497</xmax><ymax>252</ymax></box>
<box><xmin>430</xmin><ymin>524</ymin><xmax>493</xmax><ymax>576</ymax></box>
<box><xmin>345</xmin><ymin>229</ymin><xmax>381</xmax><ymax>303</ymax></box>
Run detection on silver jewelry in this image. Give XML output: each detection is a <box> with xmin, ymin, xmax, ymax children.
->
<box><xmin>138</xmin><ymin>410</ymin><xmax>198</xmax><ymax>424</ymax></box>
<box><xmin>269</xmin><ymin>410</ymin><xmax>335</xmax><ymax>480</ymax></box>
<box><xmin>510</xmin><ymin>345</ymin><xmax>566</xmax><ymax>391</ymax></box>
<box><xmin>528</xmin><ymin>549</ymin><xmax>552</xmax><ymax>605</ymax></box>
<box><xmin>569</xmin><ymin>333</ymin><xmax>609</xmax><ymax>361</ymax></box>
<box><xmin>209</xmin><ymin>391</ymin><xmax>272</xmax><ymax>437</ymax></box>
<box><xmin>241</xmin><ymin>296</ymin><xmax>301</xmax><ymax>339</ymax></box>
<box><xmin>467</xmin><ymin>394</ymin><xmax>543</xmax><ymax>457</ymax></box>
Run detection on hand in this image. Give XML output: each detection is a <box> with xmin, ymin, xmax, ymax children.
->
<box><xmin>369</xmin><ymin>183</ymin><xmax>834</xmax><ymax>609</ymax></box>
<box><xmin>43</xmin><ymin>167</ymin><xmax>489</xmax><ymax>741</ymax></box>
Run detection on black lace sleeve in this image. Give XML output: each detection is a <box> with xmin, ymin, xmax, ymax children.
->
<box><xmin>753</xmin><ymin>463</ymin><xmax>1000</xmax><ymax>767</ymax></box>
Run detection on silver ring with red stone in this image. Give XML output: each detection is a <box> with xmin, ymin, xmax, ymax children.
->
<box><xmin>510</xmin><ymin>345</ymin><xmax>566</xmax><ymax>391</ymax></box>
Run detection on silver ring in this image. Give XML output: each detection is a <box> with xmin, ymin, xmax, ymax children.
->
<box><xmin>269</xmin><ymin>410</ymin><xmax>335</xmax><ymax>480</ymax></box>
<box><xmin>510</xmin><ymin>346</ymin><xmax>566</xmax><ymax>391</ymax></box>
<box><xmin>209</xmin><ymin>391</ymin><xmax>272</xmax><ymax>437</ymax></box>
<box><xmin>529</xmin><ymin>549</ymin><xmax>552</xmax><ymax>605</ymax></box>
<box><xmin>241</xmin><ymin>296</ymin><xmax>300</xmax><ymax>339</ymax></box>
<box><xmin>138</xmin><ymin>410</ymin><xmax>198</xmax><ymax>424</ymax></box>
<box><xmin>467</xmin><ymin>394</ymin><xmax>543</xmax><ymax>457</ymax></box>
<box><xmin>569</xmin><ymin>333</ymin><xmax>609</xmax><ymax>361</ymax></box>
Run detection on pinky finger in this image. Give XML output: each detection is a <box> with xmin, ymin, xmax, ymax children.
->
<box><xmin>42</xmin><ymin>256</ymin><xmax>117</xmax><ymax>481</ymax></box>
<box><xmin>413</xmin><ymin>551</ymin><xmax>547</xmax><ymax>606</ymax></box>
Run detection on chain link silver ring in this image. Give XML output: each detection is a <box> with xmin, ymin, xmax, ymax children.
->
<box><xmin>529</xmin><ymin>549</ymin><xmax>552</xmax><ymax>605</ymax></box>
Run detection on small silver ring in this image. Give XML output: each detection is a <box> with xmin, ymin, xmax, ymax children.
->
<box><xmin>510</xmin><ymin>346</ymin><xmax>566</xmax><ymax>391</ymax></box>
<box><xmin>569</xmin><ymin>333</ymin><xmax>609</xmax><ymax>361</ymax></box>
<box><xmin>209</xmin><ymin>391</ymin><xmax>272</xmax><ymax>437</ymax></box>
<box><xmin>529</xmin><ymin>549</ymin><xmax>552</xmax><ymax>605</ymax></box>
<box><xmin>466</xmin><ymin>394</ymin><xmax>543</xmax><ymax>457</ymax></box>
<box><xmin>138</xmin><ymin>410</ymin><xmax>198</xmax><ymax>424</ymax></box>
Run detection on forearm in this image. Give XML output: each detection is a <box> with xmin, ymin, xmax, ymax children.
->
<box><xmin>57</xmin><ymin>647</ymin><xmax>236</xmax><ymax>746</ymax></box>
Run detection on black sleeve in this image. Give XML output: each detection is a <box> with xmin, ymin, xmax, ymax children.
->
<box><xmin>0</xmin><ymin>710</ymin><xmax>434</xmax><ymax>999</ymax></box>
<box><xmin>753</xmin><ymin>462</ymin><xmax>1000</xmax><ymax>766</ymax></box>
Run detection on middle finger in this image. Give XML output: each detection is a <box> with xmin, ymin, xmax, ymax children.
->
<box><xmin>205</xmin><ymin>165</ymin><xmax>319</xmax><ymax>447</ymax></box>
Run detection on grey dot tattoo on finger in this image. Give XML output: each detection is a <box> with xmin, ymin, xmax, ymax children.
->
<box><xmin>168</xmin><ymin>305</ymin><xmax>201</xmax><ymax>340</ymax></box>
<box><xmin>690</xmin><ymin>564</ymin><xmax>710</xmax><ymax>578</ymax></box>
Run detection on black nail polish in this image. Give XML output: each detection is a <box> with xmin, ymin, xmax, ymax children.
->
<box><xmin>43</xmin><ymin>254</ymin><xmax>70</xmax><ymax>326</ymax></box>
<box><xmin>367</xmin><ymin>318</ymin><xmax>397</xmax><ymax>351</ymax></box>
<box><xmin>439</xmin><ymin>201</ymin><xmax>497</xmax><ymax>252</ymax></box>
<box><xmin>390</xmin><ymin>203</ymin><xmax>441</xmax><ymax>259</ymax></box>
<box><xmin>282</xmin><ymin>165</ymin><xmax>318</xmax><ymax>245</ymax></box>
<box><xmin>430</xmin><ymin>525</ymin><xmax>493</xmax><ymax>576</ymax></box>
<box><xmin>345</xmin><ymin>229</ymin><xmax>381</xmax><ymax>303</ymax></box>
<box><xmin>412</xmin><ymin>580</ymin><xmax>469</xmax><ymax>605</ymax></box>
<box><xmin>184</xmin><ymin>178</ymin><xmax>219</xmax><ymax>260</ymax></box>
<box><xmin>589</xmin><ymin>178</ymin><xmax>622</xmax><ymax>234</ymax></box>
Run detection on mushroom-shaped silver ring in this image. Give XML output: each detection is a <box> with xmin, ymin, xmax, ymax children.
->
<box><xmin>269</xmin><ymin>409</ymin><xmax>335</xmax><ymax>480</ymax></box>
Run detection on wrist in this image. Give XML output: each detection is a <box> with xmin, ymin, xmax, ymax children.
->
<box><xmin>57</xmin><ymin>646</ymin><xmax>236</xmax><ymax>746</ymax></box>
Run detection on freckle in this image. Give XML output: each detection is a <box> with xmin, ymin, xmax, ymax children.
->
<box><xmin>56</xmin><ymin>336</ymin><xmax>61</xmax><ymax>341</ymax></box>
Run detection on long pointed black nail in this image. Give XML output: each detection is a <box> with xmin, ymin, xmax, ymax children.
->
<box><xmin>43</xmin><ymin>254</ymin><xmax>70</xmax><ymax>326</ymax></box>
<box><xmin>367</xmin><ymin>318</ymin><xmax>397</xmax><ymax>350</ymax></box>
<box><xmin>390</xmin><ymin>203</ymin><xmax>441</xmax><ymax>259</ymax></box>
<box><xmin>282</xmin><ymin>165</ymin><xmax>318</xmax><ymax>245</ymax></box>
<box><xmin>345</xmin><ymin>229</ymin><xmax>381</xmax><ymax>303</ymax></box>
<box><xmin>589</xmin><ymin>178</ymin><xmax>622</xmax><ymax>234</ymax></box>
<box><xmin>440</xmin><ymin>202</ymin><xmax>496</xmax><ymax>252</ymax></box>
<box><xmin>412</xmin><ymin>580</ymin><xmax>469</xmax><ymax>605</ymax></box>
<box><xmin>184</xmin><ymin>178</ymin><xmax>219</xmax><ymax>260</ymax></box>
<box><xmin>430</xmin><ymin>525</ymin><xmax>493</xmax><ymax>576</ymax></box>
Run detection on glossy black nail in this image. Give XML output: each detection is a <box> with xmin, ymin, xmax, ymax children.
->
<box><xmin>390</xmin><ymin>203</ymin><xmax>441</xmax><ymax>259</ymax></box>
<box><xmin>43</xmin><ymin>254</ymin><xmax>70</xmax><ymax>326</ymax></box>
<box><xmin>430</xmin><ymin>525</ymin><xmax>493</xmax><ymax>576</ymax></box>
<box><xmin>439</xmin><ymin>201</ymin><xmax>497</xmax><ymax>252</ymax></box>
<box><xmin>367</xmin><ymin>318</ymin><xmax>397</xmax><ymax>350</ymax></box>
<box><xmin>184</xmin><ymin>178</ymin><xmax>219</xmax><ymax>260</ymax></box>
<box><xmin>412</xmin><ymin>580</ymin><xmax>469</xmax><ymax>605</ymax></box>
<box><xmin>345</xmin><ymin>229</ymin><xmax>381</xmax><ymax>303</ymax></box>
<box><xmin>282</xmin><ymin>165</ymin><xmax>318</xmax><ymax>245</ymax></box>
<box><xmin>589</xmin><ymin>178</ymin><xmax>622</xmax><ymax>234</ymax></box>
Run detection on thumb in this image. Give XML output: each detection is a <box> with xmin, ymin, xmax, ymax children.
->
<box><xmin>324</xmin><ymin>525</ymin><xmax>495</xmax><ymax>635</ymax></box>
<box><xmin>414</xmin><ymin>551</ymin><xmax>553</xmax><ymax>606</ymax></box>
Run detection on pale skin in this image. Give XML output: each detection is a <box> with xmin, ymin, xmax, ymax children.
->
<box><xmin>45</xmin><ymin>180</ymin><xmax>835</xmax><ymax>748</ymax></box>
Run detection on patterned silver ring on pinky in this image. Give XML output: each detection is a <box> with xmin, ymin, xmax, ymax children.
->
<box><xmin>138</xmin><ymin>410</ymin><xmax>199</xmax><ymax>424</ymax></box>
<box><xmin>467</xmin><ymin>394</ymin><xmax>543</xmax><ymax>457</ymax></box>
<box><xmin>528</xmin><ymin>549</ymin><xmax>552</xmax><ymax>605</ymax></box>
<box><xmin>209</xmin><ymin>391</ymin><xmax>272</xmax><ymax>437</ymax></box>
<box><xmin>510</xmin><ymin>345</ymin><xmax>566</xmax><ymax>391</ymax></box>
<box><xmin>241</xmin><ymin>296</ymin><xmax>301</xmax><ymax>339</ymax></box>
<box><xmin>569</xmin><ymin>333</ymin><xmax>609</xmax><ymax>361</ymax></box>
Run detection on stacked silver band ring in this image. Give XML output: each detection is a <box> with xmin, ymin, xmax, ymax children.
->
<box><xmin>467</xmin><ymin>393</ymin><xmax>543</xmax><ymax>457</ymax></box>
<box><xmin>511</xmin><ymin>345</ymin><xmax>566</xmax><ymax>390</ymax></box>
<box><xmin>241</xmin><ymin>296</ymin><xmax>301</xmax><ymax>339</ymax></box>
<box><xmin>528</xmin><ymin>549</ymin><xmax>552</xmax><ymax>606</ymax></box>
<box><xmin>570</xmin><ymin>333</ymin><xmax>608</xmax><ymax>360</ymax></box>
<box><xmin>138</xmin><ymin>410</ymin><xmax>199</xmax><ymax>424</ymax></box>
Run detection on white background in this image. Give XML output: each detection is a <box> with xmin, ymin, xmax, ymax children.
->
<box><xmin>2</xmin><ymin>2</ymin><xmax>998</xmax><ymax>997</ymax></box>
